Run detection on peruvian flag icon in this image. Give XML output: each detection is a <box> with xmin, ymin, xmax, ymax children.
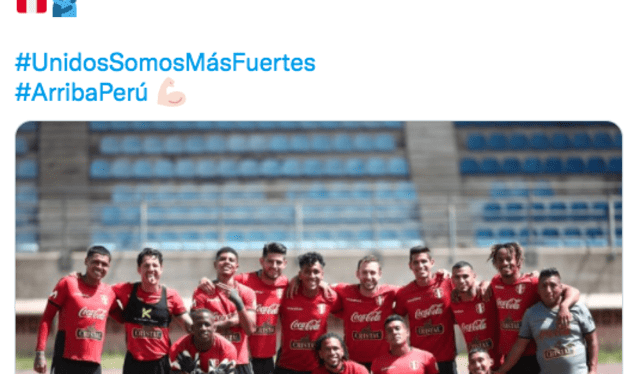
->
<box><xmin>17</xmin><ymin>0</ymin><xmax>47</xmax><ymax>13</ymax></box>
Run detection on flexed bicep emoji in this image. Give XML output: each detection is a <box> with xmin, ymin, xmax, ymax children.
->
<box><xmin>158</xmin><ymin>77</ymin><xmax>186</xmax><ymax>107</ymax></box>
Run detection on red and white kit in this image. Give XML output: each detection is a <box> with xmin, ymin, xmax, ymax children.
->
<box><xmin>371</xmin><ymin>348</ymin><xmax>439</xmax><ymax>374</ymax></box>
<box><xmin>169</xmin><ymin>334</ymin><xmax>238</xmax><ymax>372</ymax></box>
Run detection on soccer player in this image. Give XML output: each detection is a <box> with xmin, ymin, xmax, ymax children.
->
<box><xmin>192</xmin><ymin>247</ymin><xmax>257</xmax><ymax>374</ymax></box>
<box><xmin>371</xmin><ymin>315</ymin><xmax>439</xmax><ymax>374</ymax></box>
<box><xmin>450</xmin><ymin>261</ymin><xmax>500</xmax><ymax>370</ymax></box>
<box><xmin>393</xmin><ymin>245</ymin><xmax>457</xmax><ymax>374</ymax></box>
<box><xmin>495</xmin><ymin>268</ymin><xmax>598</xmax><ymax>374</ymax></box>
<box><xmin>34</xmin><ymin>246</ymin><xmax>119</xmax><ymax>374</ymax></box>
<box><xmin>468</xmin><ymin>348</ymin><xmax>494</xmax><ymax>374</ymax></box>
<box><xmin>488</xmin><ymin>242</ymin><xmax>580</xmax><ymax>374</ymax></box>
<box><xmin>170</xmin><ymin>309</ymin><xmax>238</xmax><ymax>374</ymax></box>
<box><xmin>274</xmin><ymin>252</ymin><xmax>340</xmax><ymax>374</ymax></box>
<box><xmin>112</xmin><ymin>247</ymin><xmax>192</xmax><ymax>374</ymax></box>
<box><xmin>312</xmin><ymin>333</ymin><xmax>369</xmax><ymax>374</ymax></box>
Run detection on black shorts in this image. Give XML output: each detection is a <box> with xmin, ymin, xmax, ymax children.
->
<box><xmin>507</xmin><ymin>355</ymin><xmax>540</xmax><ymax>374</ymax></box>
<box><xmin>123</xmin><ymin>351</ymin><xmax>171</xmax><ymax>374</ymax></box>
<box><xmin>236</xmin><ymin>363</ymin><xmax>255</xmax><ymax>374</ymax></box>
<box><xmin>251</xmin><ymin>357</ymin><xmax>274</xmax><ymax>374</ymax></box>
<box><xmin>358</xmin><ymin>362</ymin><xmax>372</xmax><ymax>372</ymax></box>
<box><xmin>51</xmin><ymin>357</ymin><xmax>101</xmax><ymax>374</ymax></box>
<box><xmin>437</xmin><ymin>360</ymin><xmax>458</xmax><ymax>374</ymax></box>
<box><xmin>273</xmin><ymin>366</ymin><xmax>311</xmax><ymax>374</ymax></box>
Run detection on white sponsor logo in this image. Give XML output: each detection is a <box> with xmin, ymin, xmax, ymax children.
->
<box><xmin>414</xmin><ymin>304</ymin><xmax>443</xmax><ymax>319</ymax></box>
<box><xmin>496</xmin><ymin>298</ymin><xmax>522</xmax><ymax>310</ymax></box>
<box><xmin>101</xmin><ymin>295</ymin><xmax>109</xmax><ymax>306</ymax></box>
<box><xmin>407</xmin><ymin>296</ymin><xmax>422</xmax><ymax>303</ymax></box>
<box><xmin>350</xmin><ymin>310</ymin><xmax>382</xmax><ymax>323</ymax></box>
<box><xmin>376</xmin><ymin>295</ymin><xmax>384</xmax><ymax>306</ymax></box>
<box><xmin>346</xmin><ymin>298</ymin><xmax>363</xmax><ymax>303</ymax></box>
<box><xmin>78</xmin><ymin>307</ymin><xmax>107</xmax><ymax>320</ymax></box>
<box><xmin>290</xmin><ymin>319</ymin><xmax>321</xmax><ymax>331</ymax></box>
<box><xmin>256</xmin><ymin>303</ymin><xmax>280</xmax><ymax>315</ymax></box>
<box><xmin>317</xmin><ymin>303</ymin><xmax>326</xmax><ymax>314</ymax></box>
<box><xmin>515</xmin><ymin>284</ymin><xmax>526</xmax><ymax>295</ymax></box>
<box><xmin>286</xmin><ymin>306</ymin><xmax>303</xmax><ymax>311</ymax></box>
<box><xmin>475</xmin><ymin>303</ymin><xmax>486</xmax><ymax>314</ymax></box>
<box><xmin>460</xmin><ymin>319</ymin><xmax>487</xmax><ymax>333</ymax></box>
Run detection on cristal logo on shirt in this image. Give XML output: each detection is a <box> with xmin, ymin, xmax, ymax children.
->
<box><xmin>416</xmin><ymin>319</ymin><xmax>444</xmax><ymax>335</ymax></box>
<box><xmin>132</xmin><ymin>327</ymin><xmax>163</xmax><ymax>339</ymax></box>
<box><xmin>76</xmin><ymin>323</ymin><xmax>103</xmax><ymax>340</ymax></box>
<box><xmin>290</xmin><ymin>335</ymin><xmax>314</xmax><ymax>350</ymax></box>
<box><xmin>255</xmin><ymin>321</ymin><xmax>276</xmax><ymax>335</ymax></box>
<box><xmin>352</xmin><ymin>325</ymin><xmax>383</xmax><ymax>340</ymax></box>
<box><xmin>543</xmin><ymin>342</ymin><xmax>576</xmax><ymax>360</ymax></box>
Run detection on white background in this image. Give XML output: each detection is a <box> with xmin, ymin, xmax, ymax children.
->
<box><xmin>2</xmin><ymin>0</ymin><xmax>637</xmax><ymax>370</ymax></box>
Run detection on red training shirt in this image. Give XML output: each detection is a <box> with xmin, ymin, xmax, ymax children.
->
<box><xmin>169</xmin><ymin>333</ymin><xmax>237</xmax><ymax>372</ymax></box>
<box><xmin>311</xmin><ymin>360</ymin><xmax>370</xmax><ymax>374</ymax></box>
<box><xmin>371</xmin><ymin>348</ymin><xmax>439</xmax><ymax>374</ymax></box>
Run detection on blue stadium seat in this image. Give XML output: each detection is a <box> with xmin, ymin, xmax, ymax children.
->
<box><xmin>365</xmin><ymin>157</ymin><xmax>386</xmax><ymax>176</ymax></box>
<box><xmin>135</xmin><ymin>184</ymin><xmax>153</xmax><ymax>202</ymax></box>
<box><xmin>544</xmin><ymin>157</ymin><xmax>563</xmax><ymax>174</ymax></box>
<box><xmin>205</xmin><ymin>135</ymin><xmax>225</xmax><ymax>154</ymax></box>
<box><xmin>248</xmin><ymin>135</ymin><xmax>267</xmax><ymax>153</ymax></box>
<box><xmin>615</xmin><ymin>227</ymin><xmax>622</xmax><ymax>247</ymax></box>
<box><xmin>303</xmin><ymin>159</ymin><xmax>323</xmax><ymax>177</ymax></box>
<box><xmin>132</xmin><ymin>159</ymin><xmax>153</xmax><ymax>179</ymax></box>
<box><xmin>121</xmin><ymin>136</ymin><xmax>142</xmax><ymax>154</ymax></box>
<box><xmin>356</xmin><ymin>229</ymin><xmax>375</xmax><ymax>249</ymax></box>
<box><xmin>310</xmin><ymin>135</ymin><xmax>332</xmax><ymax>153</ymax></box>
<box><xmin>388</xmin><ymin>157</ymin><xmax>409</xmax><ymax>176</ymax></box>
<box><xmin>110</xmin><ymin>159</ymin><xmax>132</xmax><ymax>179</ymax></box>
<box><xmin>614</xmin><ymin>201</ymin><xmax>622</xmax><ymax>221</ymax></box>
<box><xmin>570</xmin><ymin>202</ymin><xmax>590</xmax><ymax>221</ymax></box>
<box><xmin>591</xmin><ymin>202</ymin><xmax>608</xmax><ymax>221</ymax></box>
<box><xmin>16</xmin><ymin>184</ymin><xmax>38</xmax><ymax>204</ymax></box>
<box><xmin>281</xmin><ymin>159</ymin><xmax>302</xmax><ymax>177</ymax></box>
<box><xmin>153</xmin><ymin>159</ymin><xmax>174</xmax><ymax>178</ymax></box>
<box><xmin>565</xmin><ymin>158</ymin><xmax>585</xmax><ymax>174</ymax></box>
<box><xmin>164</xmin><ymin>136</ymin><xmax>184</xmax><ymax>154</ymax></box>
<box><xmin>173</xmin><ymin>122</ymin><xmax>197</xmax><ymax>131</ymax></box>
<box><xmin>142</xmin><ymin>136</ymin><xmax>163</xmax><ymax>154</ymax></box>
<box><xmin>572</xmin><ymin>132</ymin><xmax>591</xmax><ymax>149</ymax></box>
<box><xmin>291</xmin><ymin>135</ymin><xmax>311</xmax><ymax>153</ymax></box>
<box><xmin>614</xmin><ymin>133</ymin><xmax>622</xmax><ymax>149</ymax></box>
<box><xmin>101</xmin><ymin>206</ymin><xmax>121</xmax><ymax>225</ymax></box>
<box><xmin>586</xmin><ymin>157</ymin><xmax>607</xmax><ymax>174</ymax></box>
<box><xmin>218</xmin><ymin>159</ymin><xmax>239</xmax><ymax>178</ymax></box>
<box><xmin>334</xmin><ymin>230</ymin><xmax>355</xmax><ymax>249</ymax></box>
<box><xmin>247</xmin><ymin>231</ymin><xmax>268</xmax><ymax>250</ymax></box>
<box><xmin>519</xmin><ymin>228</ymin><xmax>539</xmax><ymax>245</ymax></box>
<box><xmin>16</xmin><ymin>137</ymin><xmax>28</xmax><ymax>155</ymax></box>
<box><xmin>460</xmin><ymin>158</ymin><xmax>480</xmax><ymax>175</ymax></box>
<box><xmin>185</xmin><ymin>136</ymin><xmax>205</xmax><ymax>154</ymax></box>
<box><xmin>152</xmin><ymin>185</ymin><xmax>176</xmax><ymax>201</ymax></box>
<box><xmin>150</xmin><ymin>122</ymin><xmax>172</xmax><ymax>131</ymax></box>
<box><xmin>551</xmin><ymin>133</ymin><xmax>571</xmax><ymax>149</ymax></box>
<box><xmin>482</xmin><ymin>203</ymin><xmax>501</xmax><ymax>222</ymax></box>
<box><xmin>383</xmin><ymin>121</ymin><xmax>403</xmax><ymax>129</ymax></box>
<box><xmin>256</xmin><ymin>121</ymin><xmax>277</xmax><ymax>130</ymax></box>
<box><xmin>227</xmin><ymin>135</ymin><xmax>248</xmax><ymax>153</ymax></box>
<box><xmin>199</xmin><ymin>185</ymin><xmax>219</xmax><ymax>201</ymax></box>
<box><xmin>181</xmin><ymin>231</ymin><xmax>204</xmax><ymax>251</ymax></box>
<box><xmin>593</xmin><ymin>132</ymin><xmax>613</xmax><ymax>149</ymax></box>
<box><xmin>498</xmin><ymin>228</ymin><xmax>516</xmax><ymax>242</ymax></box>
<box><xmin>115</xmin><ymin>231</ymin><xmax>135</xmax><ymax>249</ymax></box>
<box><xmin>333</xmin><ymin>134</ymin><xmax>353</xmax><ymax>152</ymax></box>
<box><xmin>259</xmin><ymin>158</ymin><xmax>280</xmax><ymax>178</ymax></box>
<box><xmin>196</xmin><ymin>160</ymin><xmax>217</xmax><ymax>178</ymax></box>
<box><xmin>508</xmin><ymin>133</ymin><xmax>529</xmax><ymax>150</ymax></box>
<box><xmin>504</xmin><ymin>203</ymin><xmax>525</xmax><ymax>221</ymax></box>
<box><xmin>490</xmin><ymin>181</ymin><xmax>509</xmax><ymax>198</ymax></box>
<box><xmin>374</xmin><ymin>134</ymin><xmax>396</xmax><ymax>151</ymax></box>
<box><xmin>396</xmin><ymin>181</ymin><xmax>417</xmax><ymax>200</ymax></box>
<box><xmin>345</xmin><ymin>158</ymin><xmax>365</xmax><ymax>176</ymax></box>
<box><xmin>374</xmin><ymin>181</ymin><xmax>394</xmax><ymax>199</ymax></box>
<box><xmin>608</xmin><ymin>157</ymin><xmax>622</xmax><ymax>174</ymax></box>
<box><xmin>502</xmin><ymin>158</ymin><xmax>521</xmax><ymax>174</ymax></box>
<box><xmin>131</xmin><ymin>121</ymin><xmax>153</xmax><ymax>131</ymax></box>
<box><xmin>466</xmin><ymin>133</ymin><xmax>486</xmax><ymax>151</ymax></box>
<box><xmin>352</xmin><ymin>182</ymin><xmax>373</xmax><ymax>199</ymax></box>
<box><xmin>523</xmin><ymin>158</ymin><xmax>543</xmax><ymax>174</ymax></box>
<box><xmin>90</xmin><ymin>159</ymin><xmax>111</xmax><ymax>179</ymax></box>
<box><xmin>353</xmin><ymin>134</ymin><xmax>374</xmax><ymax>152</ymax></box>
<box><xmin>120</xmin><ymin>206</ymin><xmax>140</xmax><ymax>225</ymax></box>
<box><xmin>323</xmin><ymin>158</ymin><xmax>344</xmax><ymax>176</ymax></box>
<box><xmin>487</xmin><ymin>133</ymin><xmax>508</xmax><ymax>150</ymax></box>
<box><xmin>100</xmin><ymin>136</ymin><xmax>120</xmax><ymax>154</ymax></box>
<box><xmin>563</xmin><ymin>227</ymin><xmax>585</xmax><ymax>247</ymax></box>
<box><xmin>307</xmin><ymin>182</ymin><xmax>329</xmax><ymax>199</ymax></box>
<box><xmin>175</xmin><ymin>159</ymin><xmax>196</xmax><ymax>178</ymax></box>
<box><xmin>541</xmin><ymin>228</ymin><xmax>561</xmax><ymax>247</ymax></box>
<box><xmin>158</xmin><ymin>231</ymin><xmax>182</xmax><ymax>251</ymax></box>
<box><xmin>530</xmin><ymin>133</ymin><xmax>550</xmax><ymax>150</ymax></box>
<box><xmin>238</xmin><ymin>159</ymin><xmax>259</xmax><ymax>178</ymax></box>
<box><xmin>328</xmin><ymin>182</ymin><xmax>351</xmax><ymax>199</ymax></box>
<box><xmin>528</xmin><ymin>202</ymin><xmax>546</xmax><ymax>221</ymax></box>
<box><xmin>585</xmin><ymin>228</ymin><xmax>607</xmax><ymax>247</ymax></box>
<box><xmin>177</xmin><ymin>184</ymin><xmax>199</xmax><ymax>200</ymax></box>
<box><xmin>548</xmin><ymin>202</ymin><xmax>568</xmax><ymax>221</ymax></box>
<box><xmin>511</xmin><ymin>180</ymin><xmax>529</xmax><ymax>197</ymax></box>
<box><xmin>195</xmin><ymin>122</ymin><xmax>217</xmax><ymax>131</ymax></box>
<box><xmin>269</xmin><ymin>135</ymin><xmax>289</xmax><ymax>153</ymax></box>
<box><xmin>89</xmin><ymin>122</ymin><xmax>111</xmax><ymax>132</ymax></box>
<box><xmin>378</xmin><ymin>229</ymin><xmax>402</xmax><ymax>248</ymax></box>
<box><xmin>475</xmin><ymin>228</ymin><xmax>496</xmax><ymax>247</ymax></box>
<box><xmin>532</xmin><ymin>180</ymin><xmax>554</xmax><ymax>196</ymax></box>
<box><xmin>480</xmin><ymin>158</ymin><xmax>500</xmax><ymax>174</ymax></box>
<box><xmin>225</xmin><ymin>231</ymin><xmax>247</xmax><ymax>250</ymax></box>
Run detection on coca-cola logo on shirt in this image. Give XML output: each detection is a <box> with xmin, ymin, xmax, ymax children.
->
<box><xmin>78</xmin><ymin>307</ymin><xmax>107</xmax><ymax>320</ymax></box>
<box><xmin>496</xmin><ymin>298</ymin><xmax>522</xmax><ymax>310</ymax></box>
<box><xmin>460</xmin><ymin>319</ymin><xmax>487</xmax><ymax>333</ymax></box>
<box><xmin>414</xmin><ymin>304</ymin><xmax>443</xmax><ymax>319</ymax></box>
<box><xmin>290</xmin><ymin>319</ymin><xmax>321</xmax><ymax>331</ymax></box>
<box><xmin>256</xmin><ymin>303</ymin><xmax>280</xmax><ymax>315</ymax></box>
<box><xmin>350</xmin><ymin>310</ymin><xmax>382</xmax><ymax>323</ymax></box>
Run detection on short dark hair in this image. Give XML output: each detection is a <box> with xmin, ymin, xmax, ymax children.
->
<box><xmin>315</xmin><ymin>332</ymin><xmax>348</xmax><ymax>366</ymax></box>
<box><xmin>539</xmin><ymin>267</ymin><xmax>561</xmax><ymax>282</ymax></box>
<box><xmin>488</xmin><ymin>242</ymin><xmax>524</xmax><ymax>268</ymax></box>
<box><xmin>262</xmin><ymin>242</ymin><xmax>287</xmax><ymax>258</ymax></box>
<box><xmin>452</xmin><ymin>261</ymin><xmax>473</xmax><ymax>272</ymax></box>
<box><xmin>468</xmin><ymin>347</ymin><xmax>490</xmax><ymax>360</ymax></box>
<box><xmin>409</xmin><ymin>245</ymin><xmax>432</xmax><ymax>262</ymax></box>
<box><xmin>137</xmin><ymin>247</ymin><xmax>163</xmax><ymax>267</ymax></box>
<box><xmin>384</xmin><ymin>314</ymin><xmax>407</xmax><ymax>329</ymax></box>
<box><xmin>356</xmin><ymin>255</ymin><xmax>380</xmax><ymax>271</ymax></box>
<box><xmin>86</xmin><ymin>245</ymin><xmax>111</xmax><ymax>262</ymax></box>
<box><xmin>216</xmin><ymin>246</ymin><xmax>239</xmax><ymax>261</ymax></box>
<box><xmin>190</xmin><ymin>308</ymin><xmax>212</xmax><ymax>320</ymax></box>
<box><xmin>298</xmin><ymin>252</ymin><xmax>325</xmax><ymax>269</ymax></box>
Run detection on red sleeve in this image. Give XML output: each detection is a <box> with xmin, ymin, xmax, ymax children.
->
<box><xmin>168</xmin><ymin>288</ymin><xmax>188</xmax><ymax>316</ymax></box>
<box><xmin>240</xmin><ymin>286</ymin><xmax>257</xmax><ymax>311</ymax></box>
<box><xmin>47</xmin><ymin>277</ymin><xmax>69</xmax><ymax>308</ymax></box>
<box><xmin>393</xmin><ymin>289</ymin><xmax>407</xmax><ymax>316</ymax></box>
<box><xmin>221</xmin><ymin>338</ymin><xmax>238</xmax><ymax>360</ymax></box>
<box><xmin>35</xmin><ymin>301</ymin><xmax>59</xmax><ymax>351</ymax></box>
<box><xmin>112</xmin><ymin>282</ymin><xmax>132</xmax><ymax>307</ymax></box>
<box><xmin>234</xmin><ymin>272</ymin><xmax>250</xmax><ymax>285</ymax></box>
<box><xmin>192</xmin><ymin>288</ymin><xmax>207</xmax><ymax>310</ymax></box>
<box><xmin>424</xmin><ymin>352</ymin><xmax>439</xmax><ymax>374</ymax></box>
<box><xmin>109</xmin><ymin>301</ymin><xmax>125</xmax><ymax>324</ymax></box>
<box><xmin>169</xmin><ymin>335</ymin><xmax>190</xmax><ymax>362</ymax></box>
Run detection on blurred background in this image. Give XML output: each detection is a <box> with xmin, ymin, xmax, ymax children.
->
<box><xmin>15</xmin><ymin>121</ymin><xmax>622</xmax><ymax>357</ymax></box>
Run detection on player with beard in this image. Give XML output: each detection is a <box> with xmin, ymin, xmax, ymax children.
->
<box><xmin>199</xmin><ymin>242</ymin><xmax>288</xmax><ymax>374</ymax></box>
<box><xmin>112</xmin><ymin>248</ymin><xmax>192</xmax><ymax>374</ymax></box>
<box><xmin>393</xmin><ymin>246</ymin><xmax>457</xmax><ymax>374</ymax></box>
<box><xmin>170</xmin><ymin>309</ymin><xmax>238</xmax><ymax>374</ymax></box>
<box><xmin>192</xmin><ymin>247</ymin><xmax>257</xmax><ymax>374</ymax></box>
<box><xmin>311</xmin><ymin>333</ymin><xmax>368</xmax><ymax>374</ymax></box>
<box><xmin>34</xmin><ymin>246</ymin><xmax>120</xmax><ymax>374</ymax></box>
<box><xmin>468</xmin><ymin>348</ymin><xmax>494</xmax><ymax>374</ymax></box>
<box><xmin>487</xmin><ymin>242</ymin><xmax>580</xmax><ymax>374</ymax></box>
<box><xmin>371</xmin><ymin>315</ymin><xmax>439</xmax><ymax>374</ymax></box>
<box><xmin>450</xmin><ymin>261</ymin><xmax>500</xmax><ymax>371</ymax></box>
<box><xmin>274</xmin><ymin>252</ymin><xmax>340</xmax><ymax>374</ymax></box>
